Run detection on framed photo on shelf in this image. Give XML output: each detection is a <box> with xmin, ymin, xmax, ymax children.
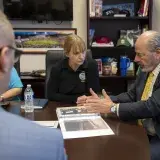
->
<box><xmin>14</xmin><ymin>28</ymin><xmax>77</xmax><ymax>53</ymax></box>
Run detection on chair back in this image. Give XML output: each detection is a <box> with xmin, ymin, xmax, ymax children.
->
<box><xmin>45</xmin><ymin>49</ymin><xmax>92</xmax><ymax>98</ymax></box>
<box><xmin>14</xmin><ymin>59</ymin><xmax>20</xmax><ymax>75</ymax></box>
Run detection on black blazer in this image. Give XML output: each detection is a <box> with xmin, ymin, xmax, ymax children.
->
<box><xmin>112</xmin><ymin>71</ymin><xmax>160</xmax><ymax>137</ymax></box>
<box><xmin>47</xmin><ymin>58</ymin><xmax>100</xmax><ymax>103</ymax></box>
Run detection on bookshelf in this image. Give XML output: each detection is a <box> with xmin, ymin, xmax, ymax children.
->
<box><xmin>87</xmin><ymin>0</ymin><xmax>153</xmax><ymax>95</ymax></box>
<box><xmin>90</xmin><ymin>16</ymin><xmax>149</xmax><ymax>20</ymax></box>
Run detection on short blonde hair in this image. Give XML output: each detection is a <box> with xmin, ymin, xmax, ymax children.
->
<box><xmin>0</xmin><ymin>10</ymin><xmax>15</xmax><ymax>47</ymax></box>
<box><xmin>63</xmin><ymin>34</ymin><xmax>86</xmax><ymax>55</ymax></box>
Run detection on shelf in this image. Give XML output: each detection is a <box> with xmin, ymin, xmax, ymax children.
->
<box><xmin>99</xmin><ymin>75</ymin><xmax>136</xmax><ymax>80</ymax></box>
<box><xmin>91</xmin><ymin>46</ymin><xmax>134</xmax><ymax>50</ymax></box>
<box><xmin>91</xmin><ymin>47</ymin><xmax>135</xmax><ymax>58</ymax></box>
<box><xmin>90</xmin><ymin>16</ymin><xmax>149</xmax><ymax>20</ymax></box>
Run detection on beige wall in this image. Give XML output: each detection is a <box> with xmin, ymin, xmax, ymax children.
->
<box><xmin>72</xmin><ymin>0</ymin><xmax>87</xmax><ymax>44</ymax></box>
<box><xmin>152</xmin><ymin>0</ymin><xmax>159</xmax><ymax>31</ymax></box>
<box><xmin>9</xmin><ymin>0</ymin><xmax>87</xmax><ymax>72</ymax></box>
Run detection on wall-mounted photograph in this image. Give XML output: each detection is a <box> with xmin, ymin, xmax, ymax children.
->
<box><xmin>14</xmin><ymin>28</ymin><xmax>77</xmax><ymax>52</ymax></box>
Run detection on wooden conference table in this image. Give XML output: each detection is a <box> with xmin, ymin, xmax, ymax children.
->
<box><xmin>5</xmin><ymin>101</ymin><xmax>150</xmax><ymax>160</ymax></box>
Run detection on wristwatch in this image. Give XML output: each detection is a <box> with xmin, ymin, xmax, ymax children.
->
<box><xmin>110</xmin><ymin>103</ymin><xmax>117</xmax><ymax>114</ymax></box>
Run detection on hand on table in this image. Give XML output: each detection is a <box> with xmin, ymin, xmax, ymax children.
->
<box><xmin>76</xmin><ymin>88</ymin><xmax>99</xmax><ymax>106</ymax></box>
<box><xmin>76</xmin><ymin>95</ymin><xmax>87</xmax><ymax>106</ymax></box>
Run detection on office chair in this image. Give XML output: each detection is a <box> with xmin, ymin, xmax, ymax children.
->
<box><xmin>14</xmin><ymin>59</ymin><xmax>20</xmax><ymax>76</ymax></box>
<box><xmin>45</xmin><ymin>49</ymin><xmax>92</xmax><ymax>98</ymax></box>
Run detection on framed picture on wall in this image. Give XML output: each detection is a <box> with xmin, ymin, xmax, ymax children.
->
<box><xmin>14</xmin><ymin>28</ymin><xmax>77</xmax><ymax>53</ymax></box>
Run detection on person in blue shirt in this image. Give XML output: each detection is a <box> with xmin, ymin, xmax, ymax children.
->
<box><xmin>0</xmin><ymin>67</ymin><xmax>23</xmax><ymax>101</ymax></box>
<box><xmin>0</xmin><ymin>10</ymin><xmax>66</xmax><ymax>160</ymax></box>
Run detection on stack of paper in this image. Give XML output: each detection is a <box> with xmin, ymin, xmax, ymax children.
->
<box><xmin>56</xmin><ymin>107</ymin><xmax>114</xmax><ymax>139</ymax></box>
<box><xmin>34</xmin><ymin>121</ymin><xmax>59</xmax><ymax>128</ymax></box>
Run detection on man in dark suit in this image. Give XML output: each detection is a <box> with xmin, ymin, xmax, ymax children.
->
<box><xmin>77</xmin><ymin>30</ymin><xmax>160</xmax><ymax>160</ymax></box>
<box><xmin>0</xmin><ymin>10</ymin><xmax>66</xmax><ymax>160</ymax></box>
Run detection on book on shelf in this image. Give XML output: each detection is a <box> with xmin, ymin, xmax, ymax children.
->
<box><xmin>143</xmin><ymin>0</ymin><xmax>149</xmax><ymax>16</ymax></box>
<box><xmin>56</xmin><ymin>106</ymin><xmax>114</xmax><ymax>139</ymax></box>
<box><xmin>89</xmin><ymin>0</ymin><xmax>102</xmax><ymax>17</ymax></box>
<box><xmin>89</xmin><ymin>29</ymin><xmax>95</xmax><ymax>46</ymax></box>
<box><xmin>138</xmin><ymin>0</ymin><xmax>149</xmax><ymax>17</ymax></box>
<box><xmin>89</xmin><ymin>0</ymin><xmax>95</xmax><ymax>17</ymax></box>
<box><xmin>95</xmin><ymin>59</ymin><xmax>102</xmax><ymax>75</ymax></box>
<box><xmin>95</xmin><ymin>0</ymin><xmax>102</xmax><ymax>17</ymax></box>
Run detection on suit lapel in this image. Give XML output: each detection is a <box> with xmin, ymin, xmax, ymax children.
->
<box><xmin>153</xmin><ymin>72</ymin><xmax>160</xmax><ymax>91</ymax></box>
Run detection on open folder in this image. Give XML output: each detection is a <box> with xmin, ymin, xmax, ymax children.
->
<box><xmin>56</xmin><ymin>106</ymin><xmax>114</xmax><ymax>139</ymax></box>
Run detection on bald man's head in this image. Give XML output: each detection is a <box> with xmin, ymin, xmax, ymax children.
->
<box><xmin>136</xmin><ymin>31</ymin><xmax>160</xmax><ymax>52</ymax></box>
<box><xmin>135</xmin><ymin>30</ymin><xmax>160</xmax><ymax>72</ymax></box>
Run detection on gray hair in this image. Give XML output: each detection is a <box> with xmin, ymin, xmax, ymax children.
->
<box><xmin>0</xmin><ymin>10</ymin><xmax>15</xmax><ymax>48</ymax></box>
<box><xmin>146</xmin><ymin>31</ymin><xmax>160</xmax><ymax>52</ymax></box>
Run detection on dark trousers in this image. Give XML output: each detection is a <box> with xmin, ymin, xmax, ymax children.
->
<box><xmin>148</xmin><ymin>135</ymin><xmax>160</xmax><ymax>160</ymax></box>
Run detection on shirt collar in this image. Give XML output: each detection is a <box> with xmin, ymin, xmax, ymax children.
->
<box><xmin>62</xmin><ymin>58</ymin><xmax>88</xmax><ymax>70</ymax></box>
<box><xmin>152</xmin><ymin>63</ymin><xmax>160</xmax><ymax>76</ymax></box>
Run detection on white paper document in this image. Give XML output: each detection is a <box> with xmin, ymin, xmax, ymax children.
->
<box><xmin>56</xmin><ymin>107</ymin><xmax>114</xmax><ymax>139</ymax></box>
<box><xmin>34</xmin><ymin>121</ymin><xmax>59</xmax><ymax>128</ymax></box>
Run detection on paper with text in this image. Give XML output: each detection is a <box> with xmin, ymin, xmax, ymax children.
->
<box><xmin>57</xmin><ymin>107</ymin><xmax>114</xmax><ymax>139</ymax></box>
<box><xmin>34</xmin><ymin>121</ymin><xmax>59</xmax><ymax>128</ymax></box>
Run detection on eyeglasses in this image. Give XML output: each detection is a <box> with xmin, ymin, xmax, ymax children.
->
<box><xmin>0</xmin><ymin>46</ymin><xmax>23</xmax><ymax>63</ymax></box>
<box><xmin>135</xmin><ymin>52</ymin><xmax>145</xmax><ymax>58</ymax></box>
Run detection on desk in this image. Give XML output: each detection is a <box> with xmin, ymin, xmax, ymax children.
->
<box><xmin>7</xmin><ymin>101</ymin><xmax>150</xmax><ymax>160</ymax></box>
